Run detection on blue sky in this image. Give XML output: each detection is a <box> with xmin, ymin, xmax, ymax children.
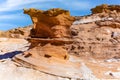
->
<box><xmin>0</xmin><ymin>0</ymin><xmax>120</xmax><ymax>31</ymax></box>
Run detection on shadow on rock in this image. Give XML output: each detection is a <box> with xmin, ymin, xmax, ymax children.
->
<box><xmin>0</xmin><ymin>51</ymin><xmax>23</xmax><ymax>59</ymax></box>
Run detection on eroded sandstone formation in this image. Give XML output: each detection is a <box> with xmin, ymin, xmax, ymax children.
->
<box><xmin>69</xmin><ymin>5</ymin><xmax>120</xmax><ymax>59</ymax></box>
<box><xmin>23</xmin><ymin>8</ymin><xmax>75</xmax><ymax>60</ymax></box>
<box><xmin>24</xmin><ymin>5</ymin><xmax>120</xmax><ymax>60</ymax></box>
<box><xmin>12</xmin><ymin>5</ymin><xmax>120</xmax><ymax>79</ymax></box>
<box><xmin>91</xmin><ymin>4</ymin><xmax>120</xmax><ymax>14</ymax></box>
<box><xmin>24</xmin><ymin>8</ymin><xmax>75</xmax><ymax>38</ymax></box>
<box><xmin>0</xmin><ymin>25</ymin><xmax>32</xmax><ymax>38</ymax></box>
<box><xmin>25</xmin><ymin>44</ymin><xmax>69</xmax><ymax>60</ymax></box>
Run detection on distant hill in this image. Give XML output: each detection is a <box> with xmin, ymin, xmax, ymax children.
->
<box><xmin>0</xmin><ymin>25</ymin><xmax>33</xmax><ymax>38</ymax></box>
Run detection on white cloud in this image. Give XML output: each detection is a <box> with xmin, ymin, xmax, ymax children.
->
<box><xmin>0</xmin><ymin>0</ymin><xmax>55</xmax><ymax>12</ymax></box>
<box><xmin>0</xmin><ymin>0</ymin><xmax>92</xmax><ymax>12</ymax></box>
<box><xmin>0</xmin><ymin>13</ymin><xmax>24</xmax><ymax>20</ymax></box>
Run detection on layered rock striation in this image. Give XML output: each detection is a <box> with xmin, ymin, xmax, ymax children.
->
<box><xmin>24</xmin><ymin>5</ymin><xmax>120</xmax><ymax>59</ymax></box>
<box><xmin>11</xmin><ymin>5</ymin><xmax>120</xmax><ymax>79</ymax></box>
<box><xmin>23</xmin><ymin>8</ymin><xmax>75</xmax><ymax>60</ymax></box>
<box><xmin>69</xmin><ymin>5</ymin><xmax>120</xmax><ymax>59</ymax></box>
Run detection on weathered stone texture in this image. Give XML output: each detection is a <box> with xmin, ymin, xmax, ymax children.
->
<box><xmin>0</xmin><ymin>25</ymin><xmax>32</xmax><ymax>38</ymax></box>
<box><xmin>69</xmin><ymin>8</ymin><xmax>120</xmax><ymax>59</ymax></box>
<box><xmin>91</xmin><ymin>4</ymin><xmax>120</xmax><ymax>14</ymax></box>
<box><xmin>24</xmin><ymin>8</ymin><xmax>75</xmax><ymax>38</ymax></box>
<box><xmin>25</xmin><ymin>43</ymin><xmax>69</xmax><ymax>60</ymax></box>
<box><xmin>24</xmin><ymin>6</ymin><xmax>120</xmax><ymax>59</ymax></box>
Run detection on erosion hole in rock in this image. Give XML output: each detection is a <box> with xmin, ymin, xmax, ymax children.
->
<box><xmin>44</xmin><ymin>54</ymin><xmax>52</xmax><ymax>58</ymax></box>
<box><xmin>64</xmin><ymin>55</ymin><xmax>67</xmax><ymax>59</ymax></box>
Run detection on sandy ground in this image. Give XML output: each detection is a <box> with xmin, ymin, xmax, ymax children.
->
<box><xmin>0</xmin><ymin>38</ymin><xmax>120</xmax><ymax>80</ymax></box>
<box><xmin>0</xmin><ymin>38</ymin><xmax>70</xmax><ymax>80</ymax></box>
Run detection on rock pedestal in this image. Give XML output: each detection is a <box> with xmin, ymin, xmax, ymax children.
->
<box><xmin>23</xmin><ymin>8</ymin><xmax>75</xmax><ymax>60</ymax></box>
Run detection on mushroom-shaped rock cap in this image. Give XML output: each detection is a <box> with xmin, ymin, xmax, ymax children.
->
<box><xmin>24</xmin><ymin>8</ymin><xmax>75</xmax><ymax>38</ymax></box>
<box><xmin>24</xmin><ymin>8</ymin><xmax>70</xmax><ymax>17</ymax></box>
